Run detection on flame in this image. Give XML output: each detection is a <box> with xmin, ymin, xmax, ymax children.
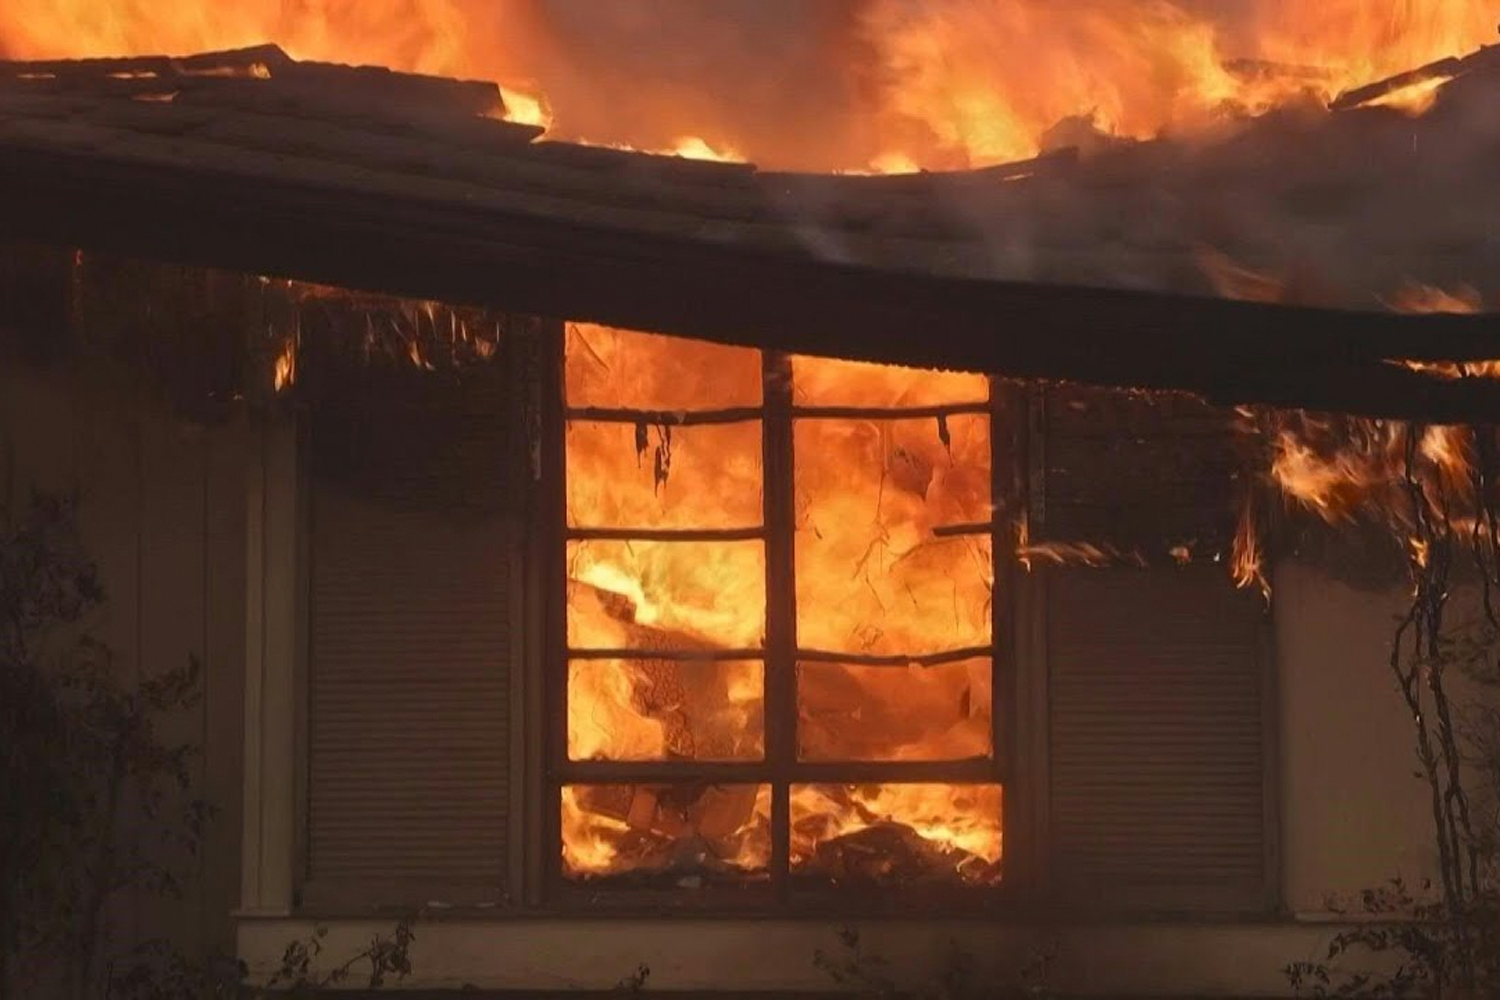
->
<box><xmin>1367</xmin><ymin>73</ymin><xmax>1452</xmax><ymax>114</ymax></box>
<box><xmin>15</xmin><ymin>0</ymin><xmax>1500</xmax><ymax>893</ymax></box>
<box><xmin>1017</xmin><ymin>539</ymin><xmax>1148</xmax><ymax>569</ymax></box>
<box><xmin>498</xmin><ymin>87</ymin><xmax>550</xmax><ymax>129</ymax></box>
<box><xmin>272</xmin><ymin>335</ymin><xmax>296</xmax><ymax>392</ymax></box>
<box><xmin>791</xmin><ymin>783</ymin><xmax>1002</xmax><ymax>884</ymax></box>
<box><xmin>1383</xmin><ymin>282</ymin><xmax>1500</xmax><ymax>380</ymax></box>
<box><xmin>1253</xmin><ymin>280</ymin><xmax>1492</xmax><ymax>594</ymax></box>
<box><xmin>2</xmin><ymin>2</ymin><xmax>1494</xmax><ymax>171</ymax></box>
<box><xmin>560</xmin><ymin>327</ymin><xmax>1001</xmax><ymax>884</ymax></box>
<box><xmin>1231</xmin><ymin>495</ymin><xmax>1270</xmax><ymax>602</ymax></box>
<box><xmin>667</xmin><ymin>136</ymin><xmax>743</xmax><ymax>163</ymax></box>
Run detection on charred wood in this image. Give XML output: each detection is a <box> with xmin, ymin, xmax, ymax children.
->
<box><xmin>1331</xmin><ymin>44</ymin><xmax>1500</xmax><ymax>111</ymax></box>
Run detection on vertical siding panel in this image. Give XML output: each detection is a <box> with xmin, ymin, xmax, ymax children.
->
<box><xmin>72</xmin><ymin>379</ymin><xmax>148</xmax><ymax>952</ymax></box>
<box><xmin>203</xmin><ymin>422</ymin><xmax>248</xmax><ymax>952</ymax></box>
<box><xmin>136</xmin><ymin>408</ymin><xmax>212</xmax><ymax>954</ymax></box>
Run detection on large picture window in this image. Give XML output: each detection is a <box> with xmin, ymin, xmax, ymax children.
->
<box><xmin>555</xmin><ymin>324</ymin><xmax>1007</xmax><ymax>895</ymax></box>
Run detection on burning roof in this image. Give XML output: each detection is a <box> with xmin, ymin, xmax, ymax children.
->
<box><xmin>0</xmin><ymin>43</ymin><xmax>1499</xmax><ymax>421</ymax></box>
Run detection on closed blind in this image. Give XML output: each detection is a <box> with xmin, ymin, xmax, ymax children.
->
<box><xmin>1040</xmin><ymin>386</ymin><xmax>1269</xmax><ymax>912</ymax></box>
<box><xmin>1046</xmin><ymin>567</ymin><xmax>1269</xmax><ymax>912</ymax></box>
<box><xmin>306</xmin><ymin>359</ymin><xmax>512</xmax><ymax>902</ymax></box>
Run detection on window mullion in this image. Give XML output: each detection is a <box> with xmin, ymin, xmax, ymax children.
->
<box><xmin>991</xmin><ymin>377</ymin><xmax>1023</xmax><ymax>787</ymax></box>
<box><xmin>762</xmin><ymin>351</ymin><xmax>798</xmax><ymax>900</ymax></box>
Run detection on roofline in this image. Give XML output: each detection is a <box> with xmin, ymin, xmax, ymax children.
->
<box><xmin>2</xmin><ymin>134</ymin><xmax>1498</xmax><ymax>422</ymax></box>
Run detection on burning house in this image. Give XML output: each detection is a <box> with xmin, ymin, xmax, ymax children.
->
<box><xmin>3</xmin><ymin>5</ymin><xmax>1500</xmax><ymax>997</ymax></box>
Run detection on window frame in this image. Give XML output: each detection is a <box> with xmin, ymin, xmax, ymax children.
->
<box><xmin>542</xmin><ymin>330</ymin><xmax>1029</xmax><ymax>910</ymax></box>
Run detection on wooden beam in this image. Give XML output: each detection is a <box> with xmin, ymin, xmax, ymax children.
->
<box><xmin>1</xmin><ymin>140</ymin><xmax>1499</xmax><ymax>422</ymax></box>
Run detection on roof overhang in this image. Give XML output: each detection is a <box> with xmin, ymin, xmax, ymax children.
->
<box><xmin>2</xmin><ymin>45</ymin><xmax>1500</xmax><ymax>421</ymax></box>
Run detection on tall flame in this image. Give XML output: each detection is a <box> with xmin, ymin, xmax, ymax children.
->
<box><xmin>561</xmin><ymin>327</ymin><xmax>1001</xmax><ymax>886</ymax></box>
<box><xmin>2</xmin><ymin>1</ymin><xmax>1494</xmax><ymax>170</ymax></box>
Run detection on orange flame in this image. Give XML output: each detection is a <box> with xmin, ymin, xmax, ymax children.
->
<box><xmin>2</xmin><ymin>2</ymin><xmax>1494</xmax><ymax>171</ymax></box>
<box><xmin>272</xmin><ymin>335</ymin><xmax>296</xmax><ymax>392</ymax></box>
<box><xmin>560</xmin><ymin>327</ymin><xmax>1000</xmax><ymax>884</ymax></box>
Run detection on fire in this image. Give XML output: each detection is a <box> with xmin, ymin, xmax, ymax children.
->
<box><xmin>1231</xmin><ymin>495</ymin><xmax>1270</xmax><ymax>602</ymax></box>
<box><xmin>790</xmin><ymin>784</ymin><xmax>1002</xmax><ymax>884</ymax></box>
<box><xmin>561</xmin><ymin>326</ymin><xmax>1001</xmax><ymax>886</ymax></box>
<box><xmin>1017</xmin><ymin>540</ymin><xmax>1147</xmax><ymax>569</ymax></box>
<box><xmin>272</xmin><ymin>335</ymin><xmax>296</xmax><ymax>392</ymax></box>
<box><xmin>1240</xmin><ymin>280</ymin><xmax>1493</xmax><ymax>593</ymax></box>
<box><xmin>667</xmin><ymin>136</ymin><xmax>743</xmax><ymax>164</ymax></box>
<box><xmin>2</xmin><ymin>2</ymin><xmax>1494</xmax><ymax>171</ymax></box>
<box><xmin>16</xmin><ymin>0</ymin><xmax>1500</xmax><ymax>895</ymax></box>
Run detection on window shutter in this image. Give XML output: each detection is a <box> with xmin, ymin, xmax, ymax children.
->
<box><xmin>304</xmin><ymin>355</ymin><xmax>513</xmax><ymax>907</ymax></box>
<box><xmin>1046</xmin><ymin>568</ymin><xmax>1270</xmax><ymax>912</ymax></box>
<box><xmin>1039</xmin><ymin>387</ymin><xmax>1272</xmax><ymax>913</ymax></box>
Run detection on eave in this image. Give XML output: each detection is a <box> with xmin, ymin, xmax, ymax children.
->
<box><xmin>2</xmin><ymin>45</ymin><xmax>1500</xmax><ymax>422</ymax></box>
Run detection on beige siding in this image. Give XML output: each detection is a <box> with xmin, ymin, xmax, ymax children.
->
<box><xmin>0</xmin><ymin>361</ymin><xmax>246</xmax><ymax>959</ymax></box>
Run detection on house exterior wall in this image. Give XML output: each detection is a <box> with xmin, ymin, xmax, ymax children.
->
<box><xmin>0</xmin><ymin>361</ymin><xmax>248</xmax><ymax>962</ymax></box>
<box><xmin>227</xmin><ymin>414</ymin><xmax>1438</xmax><ymax>997</ymax></box>
<box><xmin>1</xmin><ymin>360</ymin><xmax>1441</xmax><ymax>995</ymax></box>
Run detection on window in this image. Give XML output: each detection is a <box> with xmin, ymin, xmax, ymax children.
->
<box><xmin>292</xmin><ymin>309</ymin><xmax>1272</xmax><ymax>915</ymax></box>
<box><xmin>556</xmin><ymin>324</ymin><xmax>1007</xmax><ymax>894</ymax></box>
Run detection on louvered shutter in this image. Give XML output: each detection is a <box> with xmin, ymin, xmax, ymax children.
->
<box><xmin>303</xmin><ymin>353</ymin><xmax>513</xmax><ymax>907</ymax></box>
<box><xmin>1039</xmin><ymin>388</ymin><xmax>1273</xmax><ymax>913</ymax></box>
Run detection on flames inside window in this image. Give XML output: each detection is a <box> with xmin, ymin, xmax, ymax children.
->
<box><xmin>560</xmin><ymin>325</ymin><xmax>1003</xmax><ymax>891</ymax></box>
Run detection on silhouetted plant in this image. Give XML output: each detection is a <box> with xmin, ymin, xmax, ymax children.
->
<box><xmin>1</xmin><ymin>488</ymin><xmax>419</xmax><ymax>999</ymax></box>
<box><xmin>615</xmin><ymin>963</ymin><xmax>651</xmax><ymax>994</ymax></box>
<box><xmin>1286</xmin><ymin>614</ymin><xmax>1500</xmax><ymax>998</ymax></box>
<box><xmin>0</xmin><ymin>490</ymin><xmax>212</xmax><ymax>999</ymax></box>
<box><xmin>260</xmin><ymin>921</ymin><xmax>418</xmax><ymax>994</ymax></box>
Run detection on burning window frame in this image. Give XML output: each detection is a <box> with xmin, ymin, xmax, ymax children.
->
<box><xmin>543</xmin><ymin>325</ymin><xmax>1022</xmax><ymax>906</ymax></box>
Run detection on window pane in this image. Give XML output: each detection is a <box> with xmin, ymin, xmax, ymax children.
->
<box><xmin>790</xmin><ymin>783</ymin><xmax>1003</xmax><ymax>887</ymax></box>
<box><xmin>798</xmin><ymin>659</ymin><xmax>991</xmax><ymax>762</ymax></box>
<box><xmin>562</xmin><ymin>784</ymin><xmax>771</xmax><ymax>883</ymax></box>
<box><xmin>567</xmin><ymin>539</ymin><xmax>766</xmax><ymax>651</ymax></box>
<box><xmin>566</xmin><ymin>323</ymin><xmax>762</xmax><ymax>410</ymax></box>
<box><xmin>795</xmin><ymin>415</ymin><xmax>992</xmax><ymax>655</ymax></box>
<box><xmin>792</xmin><ymin>355</ymin><xmax>988</xmax><ymax>408</ymax></box>
<box><xmin>569</xmin><ymin>659</ymin><xmax>764</xmax><ymax>762</ymax></box>
<box><xmin>566</xmin><ymin>420</ymin><xmax>762</xmax><ymax>530</ymax></box>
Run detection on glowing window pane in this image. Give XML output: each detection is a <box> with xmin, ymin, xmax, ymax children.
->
<box><xmin>790</xmin><ymin>783</ymin><xmax>1003</xmax><ymax>887</ymax></box>
<box><xmin>795</xmin><ymin>416</ymin><xmax>992</xmax><ymax>655</ymax></box>
<box><xmin>566</xmin><ymin>323</ymin><xmax>761</xmax><ymax>410</ymax></box>
<box><xmin>569</xmin><ymin>658</ymin><xmax>764</xmax><ymax>762</ymax></box>
<box><xmin>792</xmin><ymin>355</ymin><xmax>988</xmax><ymax>408</ymax></box>
<box><xmin>562</xmin><ymin>784</ymin><xmax>771</xmax><ymax>883</ymax></box>
<box><xmin>566</xmin><ymin>420</ymin><xmax>762</xmax><ymax>530</ymax></box>
<box><xmin>567</xmin><ymin>540</ymin><xmax>766</xmax><ymax>651</ymax></box>
<box><xmin>798</xmin><ymin>658</ymin><xmax>991</xmax><ymax>762</ymax></box>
